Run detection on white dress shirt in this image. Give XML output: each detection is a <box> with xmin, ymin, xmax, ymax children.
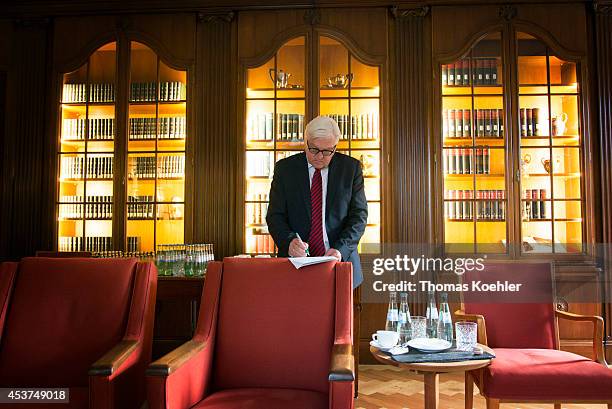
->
<box><xmin>307</xmin><ymin>162</ymin><xmax>330</xmax><ymax>251</ymax></box>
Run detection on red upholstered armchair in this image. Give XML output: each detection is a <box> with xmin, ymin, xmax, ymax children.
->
<box><xmin>456</xmin><ymin>262</ymin><xmax>612</xmax><ymax>409</ymax></box>
<box><xmin>146</xmin><ymin>258</ymin><xmax>354</xmax><ymax>409</ymax></box>
<box><xmin>0</xmin><ymin>257</ymin><xmax>157</xmax><ymax>409</ymax></box>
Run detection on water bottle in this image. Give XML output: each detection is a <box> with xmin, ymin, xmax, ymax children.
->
<box><xmin>385</xmin><ymin>292</ymin><xmax>399</xmax><ymax>332</ymax></box>
<box><xmin>437</xmin><ymin>292</ymin><xmax>453</xmax><ymax>343</ymax></box>
<box><xmin>426</xmin><ymin>290</ymin><xmax>439</xmax><ymax>338</ymax></box>
<box><xmin>398</xmin><ymin>292</ymin><xmax>412</xmax><ymax>344</ymax></box>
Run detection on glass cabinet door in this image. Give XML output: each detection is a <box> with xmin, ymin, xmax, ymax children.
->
<box><xmin>58</xmin><ymin>42</ymin><xmax>116</xmax><ymax>252</ymax></box>
<box><xmin>244</xmin><ymin>36</ymin><xmax>306</xmax><ymax>254</ymax></box>
<box><xmin>127</xmin><ymin>41</ymin><xmax>187</xmax><ymax>252</ymax></box>
<box><xmin>318</xmin><ymin>35</ymin><xmax>381</xmax><ymax>254</ymax></box>
<box><xmin>517</xmin><ymin>33</ymin><xmax>583</xmax><ymax>254</ymax></box>
<box><xmin>441</xmin><ymin>33</ymin><xmax>507</xmax><ymax>254</ymax></box>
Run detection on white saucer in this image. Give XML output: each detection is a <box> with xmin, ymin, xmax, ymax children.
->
<box><xmin>370</xmin><ymin>340</ymin><xmax>398</xmax><ymax>352</ymax></box>
<box><xmin>406</xmin><ymin>338</ymin><xmax>452</xmax><ymax>353</ymax></box>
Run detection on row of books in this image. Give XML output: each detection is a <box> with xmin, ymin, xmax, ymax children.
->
<box><xmin>523</xmin><ymin>189</ymin><xmax>549</xmax><ymax>220</ymax></box>
<box><xmin>443</xmin><ymin>147</ymin><xmax>491</xmax><ymax>175</ymax></box>
<box><xmin>250</xmin><ymin>234</ymin><xmax>275</xmax><ymax>254</ymax></box>
<box><xmin>247</xmin><ymin>152</ymin><xmax>274</xmax><ymax>178</ymax></box>
<box><xmin>128</xmin><ymin>196</ymin><xmax>155</xmax><ymax>219</ymax></box>
<box><xmin>62</xmin><ymin>118</ymin><xmax>115</xmax><ymax>141</ymax></box>
<box><xmin>130</xmin><ymin>81</ymin><xmax>186</xmax><ymax>102</ymax></box>
<box><xmin>59</xmin><ymin>236</ymin><xmax>142</xmax><ymax>252</ymax></box>
<box><xmin>61</xmin><ymin>156</ymin><xmax>113</xmax><ymax>179</ymax></box>
<box><xmin>130</xmin><ymin>117</ymin><xmax>187</xmax><ymax>140</ymax></box>
<box><xmin>443</xmin><ymin>109</ymin><xmax>504</xmax><ymax>139</ymax></box>
<box><xmin>442</xmin><ymin>59</ymin><xmax>499</xmax><ymax>87</ymax></box>
<box><xmin>247</xmin><ymin>113</ymin><xmax>305</xmax><ymax>142</ymax></box>
<box><xmin>519</xmin><ymin>108</ymin><xmax>542</xmax><ymax>137</ymax></box>
<box><xmin>444</xmin><ymin>190</ymin><xmax>506</xmax><ymax>220</ymax></box>
<box><xmin>327</xmin><ymin>113</ymin><xmax>379</xmax><ymax>140</ymax></box>
<box><xmin>63</xmin><ymin>83</ymin><xmax>115</xmax><ymax>103</ymax></box>
<box><xmin>59</xmin><ymin>195</ymin><xmax>113</xmax><ymax>219</ymax></box>
<box><xmin>247</xmin><ymin>202</ymin><xmax>269</xmax><ymax>225</ymax></box>
<box><xmin>128</xmin><ymin>156</ymin><xmax>185</xmax><ymax>179</ymax></box>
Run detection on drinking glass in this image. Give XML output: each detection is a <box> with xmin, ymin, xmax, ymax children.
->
<box><xmin>455</xmin><ymin>321</ymin><xmax>478</xmax><ymax>351</ymax></box>
<box><xmin>411</xmin><ymin>316</ymin><xmax>427</xmax><ymax>339</ymax></box>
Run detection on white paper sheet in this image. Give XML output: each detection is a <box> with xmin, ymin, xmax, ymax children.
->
<box><xmin>288</xmin><ymin>256</ymin><xmax>337</xmax><ymax>269</ymax></box>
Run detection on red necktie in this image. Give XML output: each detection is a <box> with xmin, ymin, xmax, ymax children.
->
<box><xmin>308</xmin><ymin>168</ymin><xmax>325</xmax><ymax>256</ymax></box>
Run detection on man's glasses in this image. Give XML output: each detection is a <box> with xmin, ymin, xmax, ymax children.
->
<box><xmin>307</xmin><ymin>143</ymin><xmax>337</xmax><ymax>157</ymax></box>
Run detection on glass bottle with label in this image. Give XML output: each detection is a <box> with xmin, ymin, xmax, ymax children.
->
<box><xmin>398</xmin><ymin>292</ymin><xmax>412</xmax><ymax>344</ymax></box>
<box><xmin>385</xmin><ymin>291</ymin><xmax>399</xmax><ymax>332</ymax></box>
<box><xmin>437</xmin><ymin>292</ymin><xmax>453</xmax><ymax>342</ymax></box>
<box><xmin>426</xmin><ymin>290</ymin><xmax>439</xmax><ymax>338</ymax></box>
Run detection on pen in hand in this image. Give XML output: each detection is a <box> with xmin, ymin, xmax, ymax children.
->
<box><xmin>295</xmin><ymin>233</ymin><xmax>310</xmax><ymax>256</ymax></box>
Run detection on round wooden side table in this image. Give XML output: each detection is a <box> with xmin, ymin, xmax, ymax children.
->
<box><xmin>370</xmin><ymin>343</ymin><xmax>494</xmax><ymax>409</ymax></box>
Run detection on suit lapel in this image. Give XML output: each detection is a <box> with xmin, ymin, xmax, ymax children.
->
<box><xmin>326</xmin><ymin>154</ymin><xmax>340</xmax><ymax>221</ymax></box>
<box><xmin>298</xmin><ymin>153</ymin><xmax>311</xmax><ymax>223</ymax></box>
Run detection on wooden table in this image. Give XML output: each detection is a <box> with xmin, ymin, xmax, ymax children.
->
<box><xmin>370</xmin><ymin>344</ymin><xmax>493</xmax><ymax>409</ymax></box>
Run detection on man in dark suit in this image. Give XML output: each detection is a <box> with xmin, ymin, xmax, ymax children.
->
<box><xmin>266</xmin><ymin>115</ymin><xmax>368</xmax><ymax>287</ymax></box>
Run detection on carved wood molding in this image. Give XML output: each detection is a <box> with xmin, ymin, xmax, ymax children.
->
<box><xmin>13</xmin><ymin>18</ymin><xmax>50</xmax><ymax>29</ymax></box>
<box><xmin>390</xmin><ymin>6</ymin><xmax>430</xmax><ymax>19</ymax></box>
<box><xmin>197</xmin><ymin>11</ymin><xmax>235</xmax><ymax>23</ymax></box>
<box><xmin>303</xmin><ymin>8</ymin><xmax>321</xmax><ymax>25</ymax></box>
<box><xmin>498</xmin><ymin>5</ymin><xmax>517</xmax><ymax>21</ymax></box>
<box><xmin>594</xmin><ymin>3</ymin><xmax>612</xmax><ymax>14</ymax></box>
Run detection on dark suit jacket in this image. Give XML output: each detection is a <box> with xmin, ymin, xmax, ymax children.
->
<box><xmin>266</xmin><ymin>152</ymin><xmax>368</xmax><ymax>287</ymax></box>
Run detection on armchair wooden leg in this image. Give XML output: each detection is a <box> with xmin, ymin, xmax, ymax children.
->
<box><xmin>554</xmin><ymin>404</ymin><xmax>561</xmax><ymax>409</ymax></box>
<box><xmin>486</xmin><ymin>398</ymin><xmax>500</xmax><ymax>409</ymax></box>
<box><xmin>465</xmin><ymin>372</ymin><xmax>474</xmax><ymax>409</ymax></box>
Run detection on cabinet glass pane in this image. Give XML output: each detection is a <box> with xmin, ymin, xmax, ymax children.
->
<box><xmin>128</xmin><ymin>42</ymin><xmax>186</xmax><ymax>252</ymax></box>
<box><xmin>320</xmin><ymin>35</ymin><xmax>381</xmax><ymax>254</ymax></box>
<box><xmin>517</xmin><ymin>33</ymin><xmax>583</xmax><ymax>254</ymax></box>
<box><xmin>441</xmin><ymin>32</ymin><xmax>506</xmax><ymax>254</ymax></box>
<box><xmin>58</xmin><ymin>42</ymin><xmax>116</xmax><ymax>252</ymax></box>
<box><xmin>243</xmin><ymin>37</ymin><xmax>306</xmax><ymax>254</ymax></box>
<box><xmin>320</xmin><ymin>37</ymin><xmax>349</xmax><ymax>98</ymax></box>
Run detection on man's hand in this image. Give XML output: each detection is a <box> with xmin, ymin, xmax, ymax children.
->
<box><xmin>289</xmin><ymin>238</ymin><xmax>309</xmax><ymax>257</ymax></box>
<box><xmin>325</xmin><ymin>248</ymin><xmax>342</xmax><ymax>261</ymax></box>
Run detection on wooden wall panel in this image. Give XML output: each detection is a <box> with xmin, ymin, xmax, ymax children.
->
<box><xmin>0</xmin><ymin>19</ymin><xmax>52</xmax><ymax>260</ymax></box>
<box><xmin>194</xmin><ymin>12</ymin><xmax>238</xmax><ymax>259</ymax></box>
<box><xmin>237</xmin><ymin>10</ymin><xmax>305</xmax><ymax>62</ymax></box>
<box><xmin>127</xmin><ymin>14</ymin><xmax>196</xmax><ymax>66</ymax></box>
<box><xmin>594</xmin><ymin>2</ymin><xmax>612</xmax><ymax>362</ymax></box>
<box><xmin>53</xmin><ymin>16</ymin><xmax>118</xmax><ymax>70</ymax></box>
<box><xmin>319</xmin><ymin>8</ymin><xmax>387</xmax><ymax>60</ymax></box>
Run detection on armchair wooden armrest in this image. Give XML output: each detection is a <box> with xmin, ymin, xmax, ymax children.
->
<box><xmin>556</xmin><ymin>310</ymin><xmax>607</xmax><ymax>366</ymax></box>
<box><xmin>455</xmin><ymin>310</ymin><xmax>488</xmax><ymax>346</ymax></box>
<box><xmin>89</xmin><ymin>340</ymin><xmax>139</xmax><ymax>376</ymax></box>
<box><xmin>329</xmin><ymin>343</ymin><xmax>354</xmax><ymax>382</ymax></box>
<box><xmin>146</xmin><ymin>340</ymin><xmax>207</xmax><ymax>376</ymax></box>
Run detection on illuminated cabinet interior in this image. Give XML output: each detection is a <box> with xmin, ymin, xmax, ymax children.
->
<box><xmin>243</xmin><ymin>34</ymin><xmax>382</xmax><ymax>255</ymax></box>
<box><xmin>127</xmin><ymin>42</ymin><xmax>186</xmax><ymax>252</ymax></box>
<box><xmin>517</xmin><ymin>33</ymin><xmax>583</xmax><ymax>254</ymax></box>
<box><xmin>58</xmin><ymin>43</ymin><xmax>117</xmax><ymax>252</ymax></box>
<box><xmin>440</xmin><ymin>31</ymin><xmax>585</xmax><ymax>255</ymax></box>
<box><xmin>57</xmin><ymin>41</ymin><xmax>187</xmax><ymax>253</ymax></box>
<box><xmin>318</xmin><ymin>36</ymin><xmax>381</xmax><ymax>254</ymax></box>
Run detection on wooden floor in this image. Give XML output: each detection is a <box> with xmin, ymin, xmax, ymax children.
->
<box><xmin>357</xmin><ymin>365</ymin><xmax>608</xmax><ymax>409</ymax></box>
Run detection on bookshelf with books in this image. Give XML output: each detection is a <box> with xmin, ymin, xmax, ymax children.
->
<box><xmin>127</xmin><ymin>41</ymin><xmax>187</xmax><ymax>252</ymax></box>
<box><xmin>242</xmin><ymin>34</ymin><xmax>382</xmax><ymax>255</ymax></box>
<box><xmin>56</xmin><ymin>40</ymin><xmax>189</xmax><ymax>254</ymax></box>
<box><xmin>441</xmin><ymin>33</ymin><xmax>507</xmax><ymax>254</ymax></box>
<box><xmin>58</xmin><ymin>42</ymin><xmax>117</xmax><ymax>252</ymax></box>
<box><xmin>243</xmin><ymin>37</ymin><xmax>306</xmax><ymax>255</ymax></box>
<box><xmin>439</xmin><ymin>30</ymin><xmax>587</xmax><ymax>256</ymax></box>
<box><xmin>318</xmin><ymin>35</ymin><xmax>381</xmax><ymax>254</ymax></box>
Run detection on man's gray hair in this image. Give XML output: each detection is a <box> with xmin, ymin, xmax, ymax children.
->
<box><xmin>304</xmin><ymin>115</ymin><xmax>341</xmax><ymax>144</ymax></box>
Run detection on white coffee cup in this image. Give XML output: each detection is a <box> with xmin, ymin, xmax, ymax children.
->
<box><xmin>372</xmin><ymin>330</ymin><xmax>399</xmax><ymax>348</ymax></box>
